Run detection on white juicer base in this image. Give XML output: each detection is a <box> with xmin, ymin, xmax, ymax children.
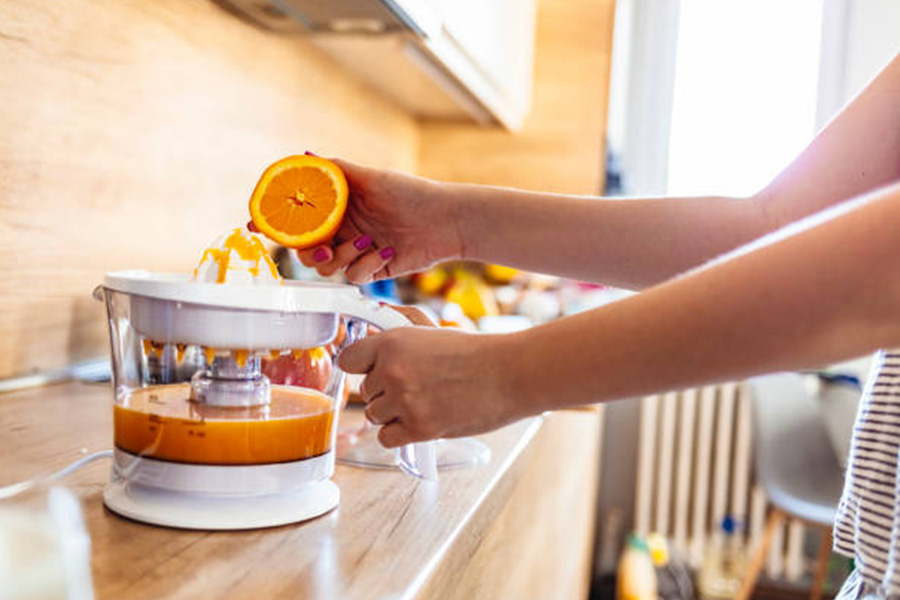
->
<box><xmin>103</xmin><ymin>479</ymin><xmax>339</xmax><ymax>530</ymax></box>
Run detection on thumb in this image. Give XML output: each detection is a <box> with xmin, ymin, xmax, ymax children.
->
<box><xmin>383</xmin><ymin>304</ymin><xmax>437</xmax><ymax>327</ymax></box>
<box><xmin>329</xmin><ymin>157</ymin><xmax>378</xmax><ymax>190</ymax></box>
<box><xmin>337</xmin><ymin>335</ymin><xmax>380</xmax><ymax>374</ymax></box>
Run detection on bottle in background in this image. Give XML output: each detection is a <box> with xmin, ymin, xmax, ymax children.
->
<box><xmin>616</xmin><ymin>532</ymin><xmax>658</xmax><ymax>600</ymax></box>
<box><xmin>698</xmin><ymin>515</ymin><xmax>746</xmax><ymax>599</ymax></box>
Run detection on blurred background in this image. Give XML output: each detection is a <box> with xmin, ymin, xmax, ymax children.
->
<box><xmin>1</xmin><ymin>0</ymin><xmax>899</xmax><ymax>598</ymax></box>
<box><xmin>597</xmin><ymin>2</ymin><xmax>898</xmax><ymax>597</ymax></box>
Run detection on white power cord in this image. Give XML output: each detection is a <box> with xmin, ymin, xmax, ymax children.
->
<box><xmin>0</xmin><ymin>450</ymin><xmax>113</xmax><ymax>500</ymax></box>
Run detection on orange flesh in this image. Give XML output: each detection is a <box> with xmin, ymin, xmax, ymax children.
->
<box><xmin>259</xmin><ymin>167</ymin><xmax>337</xmax><ymax>234</ymax></box>
<box><xmin>249</xmin><ymin>156</ymin><xmax>348</xmax><ymax>249</ymax></box>
<box><xmin>113</xmin><ymin>383</ymin><xmax>335</xmax><ymax>465</ymax></box>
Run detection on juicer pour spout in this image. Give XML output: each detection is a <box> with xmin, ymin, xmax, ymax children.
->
<box><xmin>334</xmin><ymin>291</ymin><xmax>439</xmax><ymax>482</ymax></box>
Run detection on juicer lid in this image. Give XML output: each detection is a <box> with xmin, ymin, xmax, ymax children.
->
<box><xmin>101</xmin><ymin>270</ymin><xmax>411</xmax><ymax>329</ymax></box>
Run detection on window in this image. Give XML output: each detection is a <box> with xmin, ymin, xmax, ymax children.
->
<box><xmin>665</xmin><ymin>0</ymin><xmax>823</xmax><ymax>197</ymax></box>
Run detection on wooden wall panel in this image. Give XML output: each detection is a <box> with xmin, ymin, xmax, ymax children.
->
<box><xmin>0</xmin><ymin>0</ymin><xmax>617</xmax><ymax>380</ymax></box>
<box><xmin>417</xmin><ymin>0</ymin><xmax>616</xmax><ymax>195</ymax></box>
<box><xmin>0</xmin><ymin>0</ymin><xmax>419</xmax><ymax>378</ymax></box>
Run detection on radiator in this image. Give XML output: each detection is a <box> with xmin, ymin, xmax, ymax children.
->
<box><xmin>632</xmin><ymin>383</ymin><xmax>809</xmax><ymax>582</ymax></box>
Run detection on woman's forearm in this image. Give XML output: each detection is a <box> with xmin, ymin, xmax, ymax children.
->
<box><xmin>501</xmin><ymin>182</ymin><xmax>900</xmax><ymax>414</ymax></box>
<box><xmin>447</xmin><ymin>57</ymin><xmax>900</xmax><ymax>290</ymax></box>
<box><xmin>452</xmin><ymin>183</ymin><xmax>773</xmax><ymax>289</ymax></box>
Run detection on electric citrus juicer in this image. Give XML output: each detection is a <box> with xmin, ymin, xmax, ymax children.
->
<box><xmin>94</xmin><ymin>228</ymin><xmax>437</xmax><ymax>530</ymax></box>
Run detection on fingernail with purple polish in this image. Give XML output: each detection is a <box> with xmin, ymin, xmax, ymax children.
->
<box><xmin>304</xmin><ymin>151</ymin><xmax>319</xmax><ymax>157</ymax></box>
<box><xmin>354</xmin><ymin>235</ymin><xmax>372</xmax><ymax>251</ymax></box>
<box><xmin>313</xmin><ymin>247</ymin><xmax>329</xmax><ymax>263</ymax></box>
<box><xmin>379</xmin><ymin>246</ymin><xmax>396</xmax><ymax>260</ymax></box>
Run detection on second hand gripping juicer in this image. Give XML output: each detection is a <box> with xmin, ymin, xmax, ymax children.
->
<box><xmin>95</xmin><ymin>228</ymin><xmax>437</xmax><ymax>530</ymax></box>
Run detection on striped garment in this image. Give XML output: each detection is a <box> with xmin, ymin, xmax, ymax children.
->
<box><xmin>835</xmin><ymin>349</ymin><xmax>900</xmax><ymax>597</ymax></box>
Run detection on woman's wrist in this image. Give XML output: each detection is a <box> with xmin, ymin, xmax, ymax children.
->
<box><xmin>481</xmin><ymin>329</ymin><xmax>547</xmax><ymax>422</ymax></box>
<box><xmin>434</xmin><ymin>180</ymin><xmax>485</xmax><ymax>262</ymax></box>
<box><xmin>438</xmin><ymin>181</ymin><xmax>546</xmax><ymax>265</ymax></box>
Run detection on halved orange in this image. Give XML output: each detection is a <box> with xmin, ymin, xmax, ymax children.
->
<box><xmin>248</xmin><ymin>155</ymin><xmax>349</xmax><ymax>249</ymax></box>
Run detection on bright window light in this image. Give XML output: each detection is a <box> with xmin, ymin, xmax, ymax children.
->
<box><xmin>666</xmin><ymin>0</ymin><xmax>824</xmax><ymax>197</ymax></box>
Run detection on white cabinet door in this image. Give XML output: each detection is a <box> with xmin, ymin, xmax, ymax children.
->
<box><xmin>430</xmin><ymin>0</ymin><xmax>537</xmax><ymax>119</ymax></box>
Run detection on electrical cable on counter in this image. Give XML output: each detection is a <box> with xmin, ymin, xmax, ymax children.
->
<box><xmin>0</xmin><ymin>450</ymin><xmax>113</xmax><ymax>500</ymax></box>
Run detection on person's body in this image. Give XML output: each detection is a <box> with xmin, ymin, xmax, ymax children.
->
<box><xmin>303</xmin><ymin>55</ymin><xmax>900</xmax><ymax>596</ymax></box>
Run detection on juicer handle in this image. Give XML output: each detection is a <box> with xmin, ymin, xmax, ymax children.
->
<box><xmin>334</xmin><ymin>292</ymin><xmax>415</xmax><ymax>331</ymax></box>
<box><xmin>335</xmin><ymin>291</ymin><xmax>439</xmax><ymax>482</ymax></box>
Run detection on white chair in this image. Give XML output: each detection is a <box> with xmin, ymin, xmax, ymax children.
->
<box><xmin>737</xmin><ymin>372</ymin><xmax>849</xmax><ymax>600</ymax></box>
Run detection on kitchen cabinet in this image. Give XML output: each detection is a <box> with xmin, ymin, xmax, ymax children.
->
<box><xmin>419</xmin><ymin>0</ymin><xmax>617</xmax><ymax>195</ymax></box>
<box><xmin>222</xmin><ymin>0</ymin><xmax>538</xmax><ymax>129</ymax></box>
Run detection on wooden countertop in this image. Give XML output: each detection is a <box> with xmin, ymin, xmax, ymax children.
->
<box><xmin>0</xmin><ymin>380</ymin><xmax>562</xmax><ymax>600</ymax></box>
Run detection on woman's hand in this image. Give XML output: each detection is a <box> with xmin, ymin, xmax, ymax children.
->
<box><xmin>295</xmin><ymin>157</ymin><xmax>463</xmax><ymax>284</ymax></box>
<box><xmin>337</xmin><ymin>325</ymin><xmax>524</xmax><ymax>447</ymax></box>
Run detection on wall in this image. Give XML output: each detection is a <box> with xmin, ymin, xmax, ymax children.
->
<box><xmin>597</xmin><ymin>0</ymin><xmax>680</xmax><ymax>196</ymax></box>
<box><xmin>816</xmin><ymin>0</ymin><xmax>900</xmax><ymax>131</ymax></box>
<box><xmin>0</xmin><ymin>0</ymin><xmax>614</xmax><ymax>379</ymax></box>
<box><xmin>0</xmin><ymin>0</ymin><xmax>419</xmax><ymax>379</ymax></box>
<box><xmin>418</xmin><ymin>0</ymin><xmax>616</xmax><ymax>195</ymax></box>
<box><xmin>842</xmin><ymin>0</ymin><xmax>900</xmax><ymax>103</ymax></box>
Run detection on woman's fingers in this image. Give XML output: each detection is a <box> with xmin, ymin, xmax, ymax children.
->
<box><xmin>288</xmin><ymin>158</ymin><xmax>397</xmax><ymax>279</ymax></box>
<box><xmin>376</xmin><ymin>420</ymin><xmax>431</xmax><ymax>448</ymax></box>
<box><xmin>316</xmin><ymin>235</ymin><xmax>374</xmax><ymax>277</ymax></box>
<box><xmin>358</xmin><ymin>372</ymin><xmax>385</xmax><ymax>404</ymax></box>
<box><xmin>329</xmin><ymin>157</ymin><xmax>372</xmax><ymax>189</ymax></box>
<box><xmin>345</xmin><ymin>246</ymin><xmax>396</xmax><ymax>284</ymax></box>
<box><xmin>337</xmin><ymin>336</ymin><xmax>380</xmax><ymax>374</ymax></box>
<box><xmin>377</xmin><ymin>421</ymin><xmax>408</xmax><ymax>448</ymax></box>
<box><xmin>365</xmin><ymin>396</ymin><xmax>398</xmax><ymax>426</ymax></box>
<box><xmin>297</xmin><ymin>245</ymin><xmax>333</xmax><ymax>267</ymax></box>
